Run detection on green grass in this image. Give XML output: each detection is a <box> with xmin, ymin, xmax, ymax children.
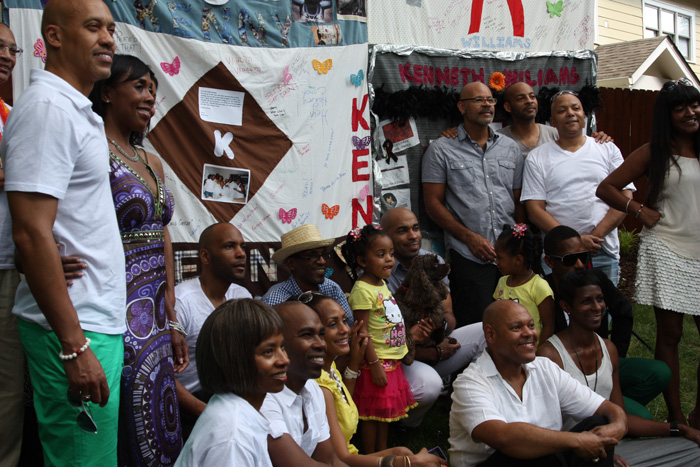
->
<box><xmin>384</xmin><ymin>304</ymin><xmax>700</xmax><ymax>455</ymax></box>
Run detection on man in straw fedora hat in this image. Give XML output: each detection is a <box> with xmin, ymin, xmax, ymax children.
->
<box><xmin>263</xmin><ymin>224</ymin><xmax>353</xmax><ymax>324</ymax></box>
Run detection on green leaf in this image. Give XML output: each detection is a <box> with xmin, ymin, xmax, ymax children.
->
<box><xmin>547</xmin><ymin>0</ymin><xmax>564</xmax><ymax>18</ymax></box>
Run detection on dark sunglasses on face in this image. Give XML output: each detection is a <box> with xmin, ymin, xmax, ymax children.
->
<box><xmin>67</xmin><ymin>389</ymin><xmax>98</xmax><ymax>434</ymax></box>
<box><xmin>294</xmin><ymin>251</ymin><xmax>332</xmax><ymax>262</ymax></box>
<box><xmin>549</xmin><ymin>251</ymin><xmax>590</xmax><ymax>267</ymax></box>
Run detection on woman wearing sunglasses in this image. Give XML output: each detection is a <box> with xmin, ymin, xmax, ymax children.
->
<box><xmin>597</xmin><ymin>78</ymin><xmax>700</xmax><ymax>427</ymax></box>
<box><xmin>301</xmin><ymin>292</ymin><xmax>446</xmax><ymax>467</ymax></box>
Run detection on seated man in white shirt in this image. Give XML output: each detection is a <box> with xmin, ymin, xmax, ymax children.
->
<box><xmin>261</xmin><ymin>301</ymin><xmax>347</xmax><ymax>467</ymax></box>
<box><xmin>174</xmin><ymin>223</ymin><xmax>252</xmax><ymax>436</ymax></box>
<box><xmin>449</xmin><ymin>300</ymin><xmax>626</xmax><ymax>467</ymax></box>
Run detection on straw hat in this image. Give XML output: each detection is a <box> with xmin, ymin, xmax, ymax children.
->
<box><xmin>272</xmin><ymin>224</ymin><xmax>335</xmax><ymax>264</ymax></box>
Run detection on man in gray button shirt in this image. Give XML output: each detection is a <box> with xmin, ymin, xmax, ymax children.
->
<box><xmin>422</xmin><ymin>82</ymin><xmax>525</xmax><ymax>326</ymax></box>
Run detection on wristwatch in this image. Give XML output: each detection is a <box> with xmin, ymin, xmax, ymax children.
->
<box><xmin>670</xmin><ymin>421</ymin><xmax>680</xmax><ymax>437</ymax></box>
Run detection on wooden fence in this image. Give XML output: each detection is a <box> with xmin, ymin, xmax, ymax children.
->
<box><xmin>596</xmin><ymin>87</ymin><xmax>658</xmax><ymax>232</ymax></box>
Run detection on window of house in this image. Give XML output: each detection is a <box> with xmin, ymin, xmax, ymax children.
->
<box><xmin>643</xmin><ymin>0</ymin><xmax>695</xmax><ymax>63</ymax></box>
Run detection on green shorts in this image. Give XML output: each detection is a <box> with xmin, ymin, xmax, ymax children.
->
<box><xmin>18</xmin><ymin>319</ymin><xmax>123</xmax><ymax>467</ymax></box>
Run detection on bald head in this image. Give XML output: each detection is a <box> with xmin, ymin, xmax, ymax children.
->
<box><xmin>549</xmin><ymin>92</ymin><xmax>585</xmax><ymax>137</ymax></box>
<box><xmin>199</xmin><ymin>222</ymin><xmax>239</xmax><ymax>251</ymax></box>
<box><xmin>0</xmin><ymin>24</ymin><xmax>17</xmax><ymax>85</ymax></box>
<box><xmin>274</xmin><ymin>301</ymin><xmax>311</xmax><ymax>325</ymax></box>
<box><xmin>458</xmin><ymin>82</ymin><xmax>495</xmax><ymax>128</ymax></box>
<box><xmin>273</xmin><ymin>301</ymin><xmax>326</xmax><ymax>390</ymax></box>
<box><xmin>504</xmin><ymin>82</ymin><xmax>534</xmax><ymax>104</ymax></box>
<box><xmin>41</xmin><ymin>0</ymin><xmax>115</xmax><ymax>96</ymax></box>
<box><xmin>42</xmin><ymin>0</ymin><xmax>80</xmax><ymax>39</ymax></box>
<box><xmin>482</xmin><ymin>299</ymin><xmax>524</xmax><ymax>328</ymax></box>
<box><xmin>483</xmin><ymin>300</ymin><xmax>538</xmax><ymax>366</ymax></box>
<box><xmin>381</xmin><ymin>207</ymin><xmax>421</xmax><ymax>263</ymax></box>
<box><xmin>198</xmin><ymin>223</ymin><xmax>246</xmax><ymax>283</ymax></box>
<box><xmin>460</xmin><ymin>81</ymin><xmax>490</xmax><ymax>100</ymax></box>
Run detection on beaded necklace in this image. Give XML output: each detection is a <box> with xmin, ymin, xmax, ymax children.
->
<box><xmin>108</xmin><ymin>137</ymin><xmax>141</xmax><ymax>162</ymax></box>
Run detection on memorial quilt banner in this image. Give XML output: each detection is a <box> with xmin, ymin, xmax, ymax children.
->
<box><xmin>367</xmin><ymin>0</ymin><xmax>594</xmax><ymax>52</ymax></box>
<box><xmin>6</xmin><ymin>2</ymin><xmax>371</xmax><ymax>293</ymax></box>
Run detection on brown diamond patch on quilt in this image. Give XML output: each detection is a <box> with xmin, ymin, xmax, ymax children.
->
<box><xmin>149</xmin><ymin>62</ymin><xmax>293</xmax><ymax>222</ymax></box>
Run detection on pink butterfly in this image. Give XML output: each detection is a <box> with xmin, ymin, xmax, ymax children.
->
<box><xmin>279</xmin><ymin>208</ymin><xmax>297</xmax><ymax>224</ymax></box>
<box><xmin>160</xmin><ymin>57</ymin><xmax>181</xmax><ymax>77</ymax></box>
<box><xmin>283</xmin><ymin>65</ymin><xmax>292</xmax><ymax>85</ymax></box>
<box><xmin>352</xmin><ymin>135</ymin><xmax>371</xmax><ymax>150</ymax></box>
<box><xmin>359</xmin><ymin>184</ymin><xmax>369</xmax><ymax>199</ymax></box>
<box><xmin>322</xmin><ymin>203</ymin><xmax>339</xmax><ymax>220</ymax></box>
<box><xmin>33</xmin><ymin>38</ymin><xmax>46</xmax><ymax>63</ymax></box>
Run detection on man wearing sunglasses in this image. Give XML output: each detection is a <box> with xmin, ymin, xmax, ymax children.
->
<box><xmin>522</xmin><ymin>91</ymin><xmax>635</xmax><ymax>286</ymax></box>
<box><xmin>423</xmin><ymin>82</ymin><xmax>525</xmax><ymax>327</ymax></box>
<box><xmin>543</xmin><ymin>225</ymin><xmax>633</xmax><ymax>356</ymax></box>
<box><xmin>263</xmin><ymin>224</ymin><xmax>354</xmax><ymax>324</ymax></box>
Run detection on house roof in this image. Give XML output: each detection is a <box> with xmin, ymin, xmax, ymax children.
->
<box><xmin>595</xmin><ymin>36</ymin><xmax>700</xmax><ymax>90</ymax></box>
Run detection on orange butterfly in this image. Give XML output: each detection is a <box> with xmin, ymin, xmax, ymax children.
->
<box><xmin>322</xmin><ymin>203</ymin><xmax>339</xmax><ymax>219</ymax></box>
<box><xmin>312</xmin><ymin>58</ymin><xmax>332</xmax><ymax>74</ymax></box>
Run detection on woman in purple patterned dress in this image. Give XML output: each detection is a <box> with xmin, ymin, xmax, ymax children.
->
<box><xmin>90</xmin><ymin>55</ymin><xmax>187</xmax><ymax>466</ymax></box>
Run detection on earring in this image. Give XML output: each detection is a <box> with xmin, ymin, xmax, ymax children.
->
<box><xmin>104</xmin><ymin>99</ymin><xmax>110</xmax><ymax>103</ymax></box>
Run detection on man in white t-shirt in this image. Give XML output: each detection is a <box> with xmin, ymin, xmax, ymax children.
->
<box><xmin>449</xmin><ymin>300</ymin><xmax>627</xmax><ymax>466</ymax></box>
<box><xmin>521</xmin><ymin>91</ymin><xmax>634</xmax><ymax>285</ymax></box>
<box><xmin>1</xmin><ymin>1</ymin><xmax>126</xmax><ymax>465</ymax></box>
<box><xmin>261</xmin><ymin>301</ymin><xmax>345</xmax><ymax>467</ymax></box>
<box><xmin>174</xmin><ymin>223</ymin><xmax>251</xmax><ymax>434</ymax></box>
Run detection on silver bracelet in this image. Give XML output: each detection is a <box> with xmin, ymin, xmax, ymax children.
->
<box><xmin>624</xmin><ymin>198</ymin><xmax>632</xmax><ymax>214</ymax></box>
<box><xmin>168</xmin><ymin>320</ymin><xmax>188</xmax><ymax>337</ymax></box>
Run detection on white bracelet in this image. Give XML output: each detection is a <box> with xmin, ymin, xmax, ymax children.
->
<box><xmin>343</xmin><ymin>367</ymin><xmax>360</xmax><ymax>380</ymax></box>
<box><xmin>168</xmin><ymin>320</ymin><xmax>188</xmax><ymax>337</ymax></box>
<box><xmin>59</xmin><ymin>337</ymin><xmax>91</xmax><ymax>361</ymax></box>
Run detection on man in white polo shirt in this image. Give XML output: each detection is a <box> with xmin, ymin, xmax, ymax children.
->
<box><xmin>262</xmin><ymin>301</ymin><xmax>346</xmax><ymax>466</ymax></box>
<box><xmin>1</xmin><ymin>0</ymin><xmax>125</xmax><ymax>465</ymax></box>
<box><xmin>449</xmin><ymin>300</ymin><xmax>626</xmax><ymax>466</ymax></box>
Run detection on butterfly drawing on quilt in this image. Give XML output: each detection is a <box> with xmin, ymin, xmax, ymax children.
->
<box><xmin>322</xmin><ymin>203</ymin><xmax>340</xmax><ymax>220</ymax></box>
<box><xmin>33</xmin><ymin>38</ymin><xmax>46</xmax><ymax>63</ymax></box>
<box><xmin>279</xmin><ymin>208</ymin><xmax>297</xmax><ymax>224</ymax></box>
<box><xmin>283</xmin><ymin>65</ymin><xmax>292</xmax><ymax>85</ymax></box>
<box><xmin>359</xmin><ymin>184</ymin><xmax>369</xmax><ymax>199</ymax></box>
<box><xmin>312</xmin><ymin>58</ymin><xmax>332</xmax><ymax>75</ymax></box>
<box><xmin>350</xmin><ymin>69</ymin><xmax>364</xmax><ymax>87</ymax></box>
<box><xmin>352</xmin><ymin>135</ymin><xmax>372</xmax><ymax>150</ymax></box>
<box><xmin>160</xmin><ymin>56</ymin><xmax>181</xmax><ymax>77</ymax></box>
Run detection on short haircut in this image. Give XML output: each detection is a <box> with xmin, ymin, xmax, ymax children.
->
<box><xmin>198</xmin><ymin>222</ymin><xmax>230</xmax><ymax>251</ymax></box>
<box><xmin>543</xmin><ymin>225</ymin><xmax>581</xmax><ymax>255</ymax></box>
<box><xmin>558</xmin><ymin>270</ymin><xmax>601</xmax><ymax>306</ymax></box>
<box><xmin>196</xmin><ymin>298</ymin><xmax>284</xmax><ymax>395</ymax></box>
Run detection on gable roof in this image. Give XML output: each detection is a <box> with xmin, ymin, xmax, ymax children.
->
<box><xmin>595</xmin><ymin>36</ymin><xmax>700</xmax><ymax>90</ymax></box>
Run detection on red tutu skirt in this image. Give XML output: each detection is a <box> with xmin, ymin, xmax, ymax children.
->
<box><xmin>354</xmin><ymin>359</ymin><xmax>417</xmax><ymax>422</ymax></box>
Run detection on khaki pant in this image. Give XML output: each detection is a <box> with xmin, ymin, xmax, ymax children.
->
<box><xmin>0</xmin><ymin>268</ymin><xmax>23</xmax><ymax>467</ymax></box>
